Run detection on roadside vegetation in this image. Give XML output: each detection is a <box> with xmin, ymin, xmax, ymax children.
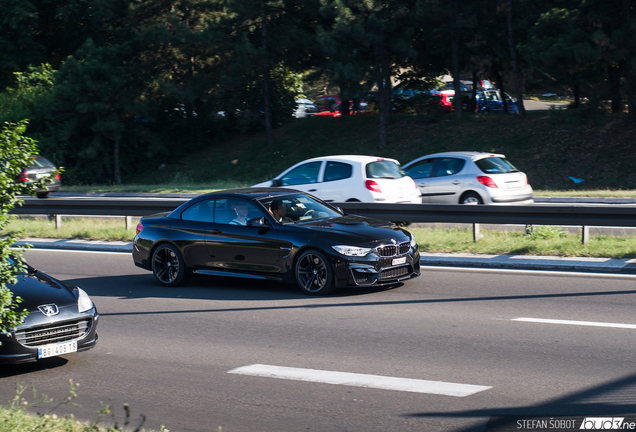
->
<box><xmin>0</xmin><ymin>381</ymin><xmax>172</xmax><ymax>432</ymax></box>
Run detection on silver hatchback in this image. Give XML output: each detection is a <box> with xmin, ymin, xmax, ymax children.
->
<box><xmin>401</xmin><ymin>151</ymin><xmax>533</xmax><ymax>205</ymax></box>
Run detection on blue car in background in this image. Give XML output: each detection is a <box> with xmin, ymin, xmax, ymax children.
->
<box><xmin>475</xmin><ymin>89</ymin><xmax>518</xmax><ymax>114</ymax></box>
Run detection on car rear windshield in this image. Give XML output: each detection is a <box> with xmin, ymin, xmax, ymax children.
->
<box><xmin>475</xmin><ymin>157</ymin><xmax>518</xmax><ymax>174</ymax></box>
<box><xmin>365</xmin><ymin>160</ymin><xmax>404</xmax><ymax>179</ymax></box>
<box><xmin>28</xmin><ymin>156</ymin><xmax>55</xmax><ymax>169</ymax></box>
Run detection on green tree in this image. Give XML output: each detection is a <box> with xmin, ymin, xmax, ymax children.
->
<box><xmin>51</xmin><ymin>39</ymin><xmax>145</xmax><ymax>185</ymax></box>
<box><xmin>0</xmin><ymin>120</ymin><xmax>51</xmax><ymax>333</ymax></box>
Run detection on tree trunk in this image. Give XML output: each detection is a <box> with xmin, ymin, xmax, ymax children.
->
<box><xmin>623</xmin><ymin>0</ymin><xmax>636</xmax><ymax>121</ymax></box>
<box><xmin>573</xmin><ymin>84</ymin><xmax>580</xmax><ymax>108</ymax></box>
<box><xmin>113</xmin><ymin>136</ymin><xmax>121</xmax><ymax>185</ymax></box>
<box><xmin>261</xmin><ymin>1</ymin><xmax>274</xmax><ymax>148</ymax></box>
<box><xmin>451</xmin><ymin>0</ymin><xmax>462</xmax><ymax>119</ymax></box>
<box><xmin>376</xmin><ymin>34</ymin><xmax>390</xmax><ymax>150</ymax></box>
<box><xmin>493</xmin><ymin>66</ymin><xmax>508</xmax><ymax>113</ymax></box>
<box><xmin>507</xmin><ymin>0</ymin><xmax>526</xmax><ymax>117</ymax></box>
<box><xmin>608</xmin><ymin>63</ymin><xmax>623</xmax><ymax>113</ymax></box>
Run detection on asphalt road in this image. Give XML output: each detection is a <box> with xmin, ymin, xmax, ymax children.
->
<box><xmin>2</xmin><ymin>250</ymin><xmax>636</xmax><ymax>432</ymax></box>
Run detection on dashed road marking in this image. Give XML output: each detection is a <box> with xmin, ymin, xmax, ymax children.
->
<box><xmin>512</xmin><ymin>317</ymin><xmax>636</xmax><ymax>329</ymax></box>
<box><xmin>228</xmin><ymin>364</ymin><xmax>491</xmax><ymax>397</ymax></box>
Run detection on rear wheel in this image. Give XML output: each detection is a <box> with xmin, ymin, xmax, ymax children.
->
<box><xmin>152</xmin><ymin>243</ymin><xmax>186</xmax><ymax>287</ymax></box>
<box><xmin>461</xmin><ymin>192</ymin><xmax>483</xmax><ymax>205</ymax></box>
<box><xmin>295</xmin><ymin>250</ymin><xmax>335</xmax><ymax>296</ymax></box>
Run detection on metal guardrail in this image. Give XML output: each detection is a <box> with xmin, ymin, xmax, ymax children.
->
<box><xmin>11</xmin><ymin>197</ymin><xmax>636</xmax><ymax>244</ymax></box>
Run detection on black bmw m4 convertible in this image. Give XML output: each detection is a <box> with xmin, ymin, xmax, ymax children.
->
<box><xmin>133</xmin><ymin>188</ymin><xmax>420</xmax><ymax>295</ymax></box>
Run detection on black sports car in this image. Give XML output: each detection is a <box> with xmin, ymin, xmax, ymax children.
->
<box><xmin>0</xmin><ymin>259</ymin><xmax>99</xmax><ymax>364</ymax></box>
<box><xmin>133</xmin><ymin>188</ymin><xmax>420</xmax><ymax>295</ymax></box>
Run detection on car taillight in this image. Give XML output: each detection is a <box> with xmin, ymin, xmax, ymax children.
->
<box><xmin>477</xmin><ymin>176</ymin><xmax>498</xmax><ymax>188</ymax></box>
<box><xmin>136</xmin><ymin>222</ymin><xmax>144</xmax><ymax>235</ymax></box>
<box><xmin>365</xmin><ymin>180</ymin><xmax>382</xmax><ymax>193</ymax></box>
<box><xmin>409</xmin><ymin>177</ymin><xmax>418</xmax><ymax>189</ymax></box>
<box><xmin>18</xmin><ymin>172</ymin><xmax>29</xmax><ymax>182</ymax></box>
<box><xmin>56</xmin><ymin>171</ymin><xmax>61</xmax><ymax>180</ymax></box>
<box><xmin>524</xmin><ymin>174</ymin><xmax>529</xmax><ymax>185</ymax></box>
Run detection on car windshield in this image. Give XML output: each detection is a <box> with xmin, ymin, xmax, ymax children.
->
<box><xmin>258</xmin><ymin>194</ymin><xmax>342</xmax><ymax>224</ymax></box>
<box><xmin>365</xmin><ymin>160</ymin><xmax>404</xmax><ymax>179</ymax></box>
<box><xmin>475</xmin><ymin>157</ymin><xmax>519</xmax><ymax>174</ymax></box>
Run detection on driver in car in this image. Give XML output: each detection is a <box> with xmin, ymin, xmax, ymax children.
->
<box><xmin>270</xmin><ymin>199</ymin><xmax>293</xmax><ymax>223</ymax></box>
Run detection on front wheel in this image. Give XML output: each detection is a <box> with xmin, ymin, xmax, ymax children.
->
<box><xmin>152</xmin><ymin>243</ymin><xmax>186</xmax><ymax>287</ymax></box>
<box><xmin>295</xmin><ymin>250</ymin><xmax>335</xmax><ymax>296</ymax></box>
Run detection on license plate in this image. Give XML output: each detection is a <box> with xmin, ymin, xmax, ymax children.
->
<box><xmin>392</xmin><ymin>257</ymin><xmax>406</xmax><ymax>266</ymax></box>
<box><xmin>36</xmin><ymin>173</ymin><xmax>49</xmax><ymax>179</ymax></box>
<box><xmin>38</xmin><ymin>341</ymin><xmax>77</xmax><ymax>359</ymax></box>
<box><xmin>505</xmin><ymin>181</ymin><xmax>521</xmax><ymax>189</ymax></box>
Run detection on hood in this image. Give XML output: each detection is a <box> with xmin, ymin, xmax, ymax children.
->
<box><xmin>292</xmin><ymin>214</ymin><xmax>410</xmax><ymax>246</ymax></box>
<box><xmin>8</xmin><ymin>270</ymin><xmax>77</xmax><ymax>312</ymax></box>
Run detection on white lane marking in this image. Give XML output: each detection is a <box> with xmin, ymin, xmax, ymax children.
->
<box><xmin>228</xmin><ymin>364</ymin><xmax>491</xmax><ymax>397</ymax></box>
<box><xmin>16</xmin><ymin>248</ymin><xmax>128</xmax><ymax>255</ymax></box>
<box><xmin>512</xmin><ymin>317</ymin><xmax>636</xmax><ymax>329</ymax></box>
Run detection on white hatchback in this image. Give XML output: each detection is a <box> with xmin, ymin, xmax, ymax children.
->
<box><xmin>252</xmin><ymin>155</ymin><xmax>421</xmax><ymax>203</ymax></box>
<box><xmin>401</xmin><ymin>151</ymin><xmax>533</xmax><ymax>205</ymax></box>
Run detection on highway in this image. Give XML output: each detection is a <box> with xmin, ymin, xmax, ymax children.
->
<box><xmin>2</xmin><ymin>249</ymin><xmax>636</xmax><ymax>432</ymax></box>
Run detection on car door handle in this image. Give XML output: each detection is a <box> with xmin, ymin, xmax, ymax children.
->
<box><xmin>308</xmin><ymin>189</ymin><xmax>317</xmax><ymax>192</ymax></box>
<box><xmin>418</xmin><ymin>183</ymin><xmax>427</xmax><ymax>187</ymax></box>
<box><xmin>452</xmin><ymin>181</ymin><xmax>461</xmax><ymax>185</ymax></box>
<box><xmin>209</xmin><ymin>229</ymin><xmax>222</xmax><ymax>234</ymax></box>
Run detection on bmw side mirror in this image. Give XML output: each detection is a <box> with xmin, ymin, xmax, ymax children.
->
<box><xmin>271</xmin><ymin>179</ymin><xmax>282</xmax><ymax>187</ymax></box>
<box><xmin>247</xmin><ymin>217</ymin><xmax>267</xmax><ymax>227</ymax></box>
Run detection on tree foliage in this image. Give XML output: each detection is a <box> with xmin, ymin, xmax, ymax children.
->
<box><xmin>0</xmin><ymin>120</ymin><xmax>52</xmax><ymax>333</ymax></box>
<box><xmin>0</xmin><ymin>0</ymin><xmax>634</xmax><ymax>184</ymax></box>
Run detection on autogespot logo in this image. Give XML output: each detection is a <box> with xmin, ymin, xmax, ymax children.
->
<box><xmin>580</xmin><ymin>417</ymin><xmax>633</xmax><ymax>430</ymax></box>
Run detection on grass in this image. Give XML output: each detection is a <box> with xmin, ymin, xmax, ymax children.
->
<box><xmin>0</xmin><ymin>382</ymin><xmax>174</xmax><ymax>432</ymax></box>
<box><xmin>5</xmin><ymin>217</ymin><xmax>636</xmax><ymax>259</ymax></box>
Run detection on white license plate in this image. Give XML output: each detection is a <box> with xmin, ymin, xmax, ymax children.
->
<box><xmin>392</xmin><ymin>257</ymin><xmax>407</xmax><ymax>266</ymax></box>
<box><xmin>36</xmin><ymin>173</ymin><xmax>49</xmax><ymax>179</ymax></box>
<box><xmin>38</xmin><ymin>341</ymin><xmax>77</xmax><ymax>359</ymax></box>
<box><xmin>505</xmin><ymin>181</ymin><xmax>521</xmax><ymax>189</ymax></box>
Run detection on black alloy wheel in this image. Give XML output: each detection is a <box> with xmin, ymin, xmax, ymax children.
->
<box><xmin>152</xmin><ymin>243</ymin><xmax>186</xmax><ymax>287</ymax></box>
<box><xmin>295</xmin><ymin>250</ymin><xmax>335</xmax><ymax>295</ymax></box>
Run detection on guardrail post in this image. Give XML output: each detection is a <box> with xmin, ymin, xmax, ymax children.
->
<box><xmin>125</xmin><ymin>216</ymin><xmax>132</xmax><ymax>230</ymax></box>
<box><xmin>55</xmin><ymin>215</ymin><xmax>62</xmax><ymax>229</ymax></box>
<box><xmin>473</xmin><ymin>223</ymin><xmax>481</xmax><ymax>242</ymax></box>
<box><xmin>582</xmin><ymin>225</ymin><xmax>589</xmax><ymax>244</ymax></box>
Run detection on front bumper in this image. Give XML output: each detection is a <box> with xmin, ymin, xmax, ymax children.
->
<box><xmin>332</xmin><ymin>250</ymin><xmax>421</xmax><ymax>288</ymax></box>
<box><xmin>0</xmin><ymin>312</ymin><xmax>99</xmax><ymax>365</ymax></box>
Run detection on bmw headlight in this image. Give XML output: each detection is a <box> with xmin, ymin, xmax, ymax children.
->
<box><xmin>76</xmin><ymin>287</ymin><xmax>94</xmax><ymax>313</ymax></box>
<box><xmin>332</xmin><ymin>245</ymin><xmax>372</xmax><ymax>257</ymax></box>
<box><xmin>410</xmin><ymin>235</ymin><xmax>417</xmax><ymax>249</ymax></box>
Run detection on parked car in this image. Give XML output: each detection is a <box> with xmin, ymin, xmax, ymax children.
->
<box><xmin>18</xmin><ymin>155</ymin><xmax>61</xmax><ymax>198</ymax></box>
<box><xmin>0</xmin><ymin>258</ymin><xmax>99</xmax><ymax>364</ymax></box>
<box><xmin>313</xmin><ymin>94</ymin><xmax>342</xmax><ymax>112</ymax></box>
<box><xmin>311</xmin><ymin>102</ymin><xmax>373</xmax><ymax>117</ymax></box>
<box><xmin>428</xmin><ymin>90</ymin><xmax>456</xmax><ymax>113</ymax></box>
<box><xmin>401</xmin><ymin>151</ymin><xmax>533</xmax><ymax>205</ymax></box>
<box><xmin>252</xmin><ymin>155</ymin><xmax>421</xmax><ymax>203</ymax></box>
<box><xmin>294</xmin><ymin>98</ymin><xmax>321</xmax><ymax>118</ymax></box>
<box><xmin>132</xmin><ymin>188</ymin><xmax>420</xmax><ymax>295</ymax></box>
<box><xmin>475</xmin><ymin>90</ymin><xmax>518</xmax><ymax>114</ymax></box>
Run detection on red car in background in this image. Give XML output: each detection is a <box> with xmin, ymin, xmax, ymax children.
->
<box><xmin>313</xmin><ymin>95</ymin><xmax>342</xmax><ymax>112</ymax></box>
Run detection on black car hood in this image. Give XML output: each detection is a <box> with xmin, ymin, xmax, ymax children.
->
<box><xmin>293</xmin><ymin>214</ymin><xmax>410</xmax><ymax>246</ymax></box>
<box><xmin>8</xmin><ymin>271</ymin><xmax>77</xmax><ymax>312</ymax></box>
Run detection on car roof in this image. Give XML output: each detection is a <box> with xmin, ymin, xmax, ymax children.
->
<box><xmin>290</xmin><ymin>155</ymin><xmax>401</xmax><ymax>165</ymax></box>
<box><xmin>403</xmin><ymin>151</ymin><xmax>505</xmax><ymax>166</ymax></box>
